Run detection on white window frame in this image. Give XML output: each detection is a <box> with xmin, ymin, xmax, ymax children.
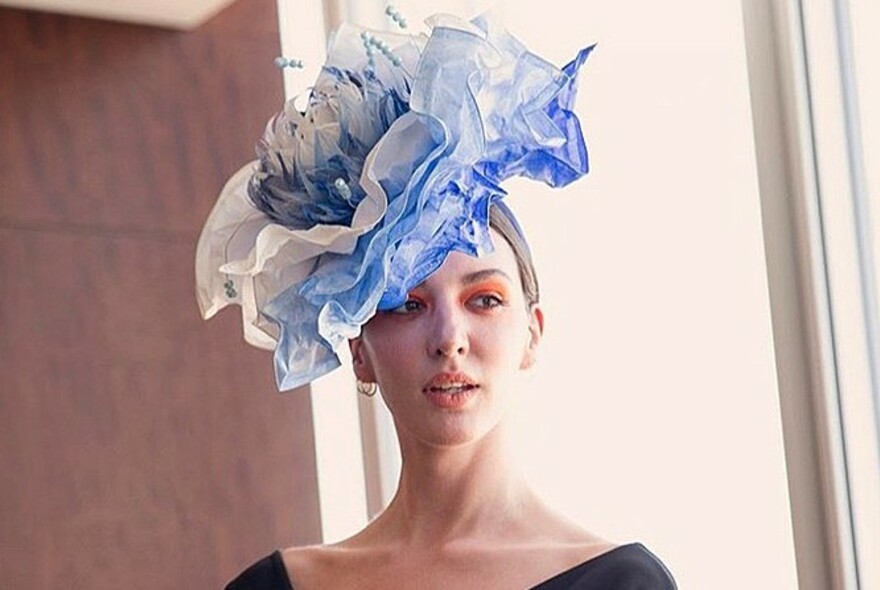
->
<box><xmin>276</xmin><ymin>0</ymin><xmax>406</xmax><ymax>540</ymax></box>
<box><xmin>276</xmin><ymin>0</ymin><xmax>370</xmax><ymax>543</ymax></box>
<box><xmin>742</xmin><ymin>0</ymin><xmax>880</xmax><ymax>588</ymax></box>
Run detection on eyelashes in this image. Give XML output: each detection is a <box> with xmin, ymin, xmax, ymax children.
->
<box><xmin>387</xmin><ymin>297</ymin><xmax>426</xmax><ymax>315</ymax></box>
<box><xmin>462</xmin><ymin>280</ymin><xmax>510</xmax><ymax>311</ymax></box>
<box><xmin>387</xmin><ymin>283</ymin><xmax>510</xmax><ymax>316</ymax></box>
<box><xmin>468</xmin><ymin>292</ymin><xmax>506</xmax><ymax>310</ymax></box>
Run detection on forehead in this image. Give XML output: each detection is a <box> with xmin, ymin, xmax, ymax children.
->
<box><xmin>418</xmin><ymin>229</ymin><xmax>520</xmax><ymax>288</ymax></box>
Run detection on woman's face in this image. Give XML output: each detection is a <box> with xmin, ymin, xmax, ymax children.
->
<box><xmin>350</xmin><ymin>230</ymin><xmax>543</xmax><ymax>448</ymax></box>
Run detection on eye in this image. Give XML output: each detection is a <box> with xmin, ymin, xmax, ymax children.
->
<box><xmin>388</xmin><ymin>297</ymin><xmax>425</xmax><ymax>315</ymax></box>
<box><xmin>469</xmin><ymin>293</ymin><xmax>505</xmax><ymax>310</ymax></box>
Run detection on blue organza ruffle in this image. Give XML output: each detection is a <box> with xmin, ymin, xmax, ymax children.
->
<box><xmin>253</xmin><ymin>14</ymin><xmax>594</xmax><ymax>390</ymax></box>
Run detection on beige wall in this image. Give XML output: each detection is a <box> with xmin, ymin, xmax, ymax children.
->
<box><xmin>0</xmin><ymin>1</ymin><xmax>321</xmax><ymax>587</ymax></box>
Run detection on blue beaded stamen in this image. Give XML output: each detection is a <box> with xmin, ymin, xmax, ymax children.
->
<box><xmin>360</xmin><ymin>31</ymin><xmax>402</xmax><ymax>68</ymax></box>
<box><xmin>274</xmin><ymin>57</ymin><xmax>305</xmax><ymax>69</ymax></box>
<box><xmin>223</xmin><ymin>279</ymin><xmax>237</xmax><ymax>299</ymax></box>
<box><xmin>334</xmin><ymin>178</ymin><xmax>352</xmax><ymax>201</ymax></box>
<box><xmin>385</xmin><ymin>5</ymin><xmax>407</xmax><ymax>29</ymax></box>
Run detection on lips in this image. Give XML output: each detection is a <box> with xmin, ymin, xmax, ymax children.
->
<box><xmin>422</xmin><ymin>372</ymin><xmax>478</xmax><ymax>393</ymax></box>
<box><xmin>422</xmin><ymin>372</ymin><xmax>479</xmax><ymax>409</ymax></box>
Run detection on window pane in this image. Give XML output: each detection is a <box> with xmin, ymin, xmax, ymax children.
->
<box><xmin>841</xmin><ymin>0</ymin><xmax>880</xmax><ymax>585</ymax></box>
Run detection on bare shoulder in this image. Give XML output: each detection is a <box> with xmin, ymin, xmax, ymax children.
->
<box><xmin>279</xmin><ymin>540</ymin><xmax>388</xmax><ymax>589</ymax></box>
<box><xmin>531</xmin><ymin>504</ymin><xmax>620</xmax><ymax>559</ymax></box>
<box><xmin>278</xmin><ymin>543</ymin><xmax>316</xmax><ymax>571</ymax></box>
<box><xmin>535</xmin><ymin>535</ymin><xmax>622</xmax><ymax>581</ymax></box>
<box><xmin>523</xmin><ymin>507</ymin><xmax>628</xmax><ymax>577</ymax></box>
<box><xmin>557</xmin><ymin>537</ymin><xmax>621</xmax><ymax>561</ymax></box>
<box><xmin>278</xmin><ymin>544</ymin><xmax>346</xmax><ymax>588</ymax></box>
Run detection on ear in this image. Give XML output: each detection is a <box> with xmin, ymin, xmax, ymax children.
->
<box><xmin>520</xmin><ymin>303</ymin><xmax>544</xmax><ymax>370</ymax></box>
<box><xmin>349</xmin><ymin>337</ymin><xmax>377</xmax><ymax>382</ymax></box>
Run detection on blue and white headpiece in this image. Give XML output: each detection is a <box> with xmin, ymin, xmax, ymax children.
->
<box><xmin>195</xmin><ymin>11</ymin><xmax>594</xmax><ymax>391</ymax></box>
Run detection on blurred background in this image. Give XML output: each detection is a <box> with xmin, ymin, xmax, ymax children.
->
<box><xmin>1</xmin><ymin>0</ymin><xmax>878</xmax><ymax>589</ymax></box>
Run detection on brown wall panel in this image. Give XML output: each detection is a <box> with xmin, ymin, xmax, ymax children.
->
<box><xmin>0</xmin><ymin>2</ymin><xmax>322</xmax><ymax>588</ymax></box>
<box><xmin>0</xmin><ymin>1</ymin><xmax>281</xmax><ymax>234</ymax></box>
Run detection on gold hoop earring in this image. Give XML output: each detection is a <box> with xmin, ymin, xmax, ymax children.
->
<box><xmin>356</xmin><ymin>380</ymin><xmax>378</xmax><ymax>397</ymax></box>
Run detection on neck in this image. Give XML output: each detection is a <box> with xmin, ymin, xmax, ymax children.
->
<box><xmin>372</xmin><ymin>421</ymin><xmax>538</xmax><ymax>548</ymax></box>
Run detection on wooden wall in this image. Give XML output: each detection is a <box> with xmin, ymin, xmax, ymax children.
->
<box><xmin>0</xmin><ymin>1</ymin><xmax>322</xmax><ymax>587</ymax></box>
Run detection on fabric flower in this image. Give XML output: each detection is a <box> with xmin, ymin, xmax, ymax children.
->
<box><xmin>195</xmin><ymin>12</ymin><xmax>594</xmax><ymax>391</ymax></box>
<box><xmin>249</xmin><ymin>63</ymin><xmax>411</xmax><ymax>230</ymax></box>
<box><xmin>195</xmin><ymin>26</ymin><xmax>417</xmax><ymax>352</ymax></box>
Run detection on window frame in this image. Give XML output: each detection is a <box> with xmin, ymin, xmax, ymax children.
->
<box><xmin>742</xmin><ymin>0</ymin><xmax>880</xmax><ymax>588</ymax></box>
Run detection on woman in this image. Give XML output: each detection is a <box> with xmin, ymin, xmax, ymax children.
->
<box><xmin>197</xmin><ymin>10</ymin><xmax>677</xmax><ymax>589</ymax></box>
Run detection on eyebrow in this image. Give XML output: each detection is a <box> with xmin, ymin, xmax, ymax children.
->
<box><xmin>460</xmin><ymin>269</ymin><xmax>514</xmax><ymax>286</ymax></box>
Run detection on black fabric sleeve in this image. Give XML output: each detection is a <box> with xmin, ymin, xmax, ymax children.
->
<box><xmin>224</xmin><ymin>551</ymin><xmax>293</xmax><ymax>590</ymax></box>
<box><xmin>533</xmin><ymin>543</ymin><xmax>677</xmax><ymax>590</ymax></box>
<box><xmin>223</xmin><ymin>544</ymin><xmax>677</xmax><ymax>590</ymax></box>
<box><xmin>557</xmin><ymin>543</ymin><xmax>677</xmax><ymax>590</ymax></box>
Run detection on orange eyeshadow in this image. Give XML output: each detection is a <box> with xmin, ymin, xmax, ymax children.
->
<box><xmin>461</xmin><ymin>280</ymin><xmax>510</xmax><ymax>301</ymax></box>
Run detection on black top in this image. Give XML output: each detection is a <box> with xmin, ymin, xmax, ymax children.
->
<box><xmin>225</xmin><ymin>542</ymin><xmax>677</xmax><ymax>589</ymax></box>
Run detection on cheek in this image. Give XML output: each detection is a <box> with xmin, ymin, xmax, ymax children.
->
<box><xmin>475</xmin><ymin>317</ymin><xmax>530</xmax><ymax>367</ymax></box>
<box><xmin>362</xmin><ymin>327</ymin><xmax>420</xmax><ymax>382</ymax></box>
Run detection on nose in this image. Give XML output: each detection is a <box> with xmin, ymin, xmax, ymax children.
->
<box><xmin>427</xmin><ymin>302</ymin><xmax>469</xmax><ymax>359</ymax></box>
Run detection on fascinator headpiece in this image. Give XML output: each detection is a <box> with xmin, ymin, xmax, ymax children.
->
<box><xmin>196</xmin><ymin>10</ymin><xmax>594</xmax><ymax>391</ymax></box>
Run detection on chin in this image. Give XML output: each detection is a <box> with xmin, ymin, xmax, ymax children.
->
<box><xmin>414</xmin><ymin>413</ymin><xmax>502</xmax><ymax>448</ymax></box>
